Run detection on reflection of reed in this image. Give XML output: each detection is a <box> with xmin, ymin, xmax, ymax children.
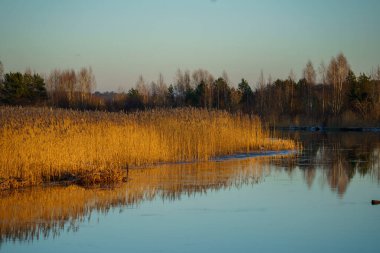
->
<box><xmin>0</xmin><ymin>157</ymin><xmax>274</xmax><ymax>243</ymax></box>
<box><xmin>0</xmin><ymin>186</ymin><xmax>128</xmax><ymax>243</ymax></box>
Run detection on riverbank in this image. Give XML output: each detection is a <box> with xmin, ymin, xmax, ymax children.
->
<box><xmin>0</xmin><ymin>106</ymin><xmax>296</xmax><ymax>190</ymax></box>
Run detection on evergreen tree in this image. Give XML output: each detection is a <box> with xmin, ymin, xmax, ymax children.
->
<box><xmin>1</xmin><ymin>72</ymin><xmax>47</xmax><ymax>104</ymax></box>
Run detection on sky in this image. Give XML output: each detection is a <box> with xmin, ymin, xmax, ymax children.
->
<box><xmin>0</xmin><ymin>0</ymin><xmax>380</xmax><ymax>91</ymax></box>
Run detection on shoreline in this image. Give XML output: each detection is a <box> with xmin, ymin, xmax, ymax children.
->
<box><xmin>129</xmin><ymin>149</ymin><xmax>298</xmax><ymax>168</ymax></box>
<box><xmin>213</xmin><ymin>150</ymin><xmax>297</xmax><ymax>161</ymax></box>
<box><xmin>0</xmin><ymin>149</ymin><xmax>297</xmax><ymax>192</ymax></box>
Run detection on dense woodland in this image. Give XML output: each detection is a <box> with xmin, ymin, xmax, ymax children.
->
<box><xmin>1</xmin><ymin>53</ymin><xmax>379</xmax><ymax>126</ymax></box>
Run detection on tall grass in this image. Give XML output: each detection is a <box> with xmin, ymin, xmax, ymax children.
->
<box><xmin>0</xmin><ymin>106</ymin><xmax>296</xmax><ymax>189</ymax></box>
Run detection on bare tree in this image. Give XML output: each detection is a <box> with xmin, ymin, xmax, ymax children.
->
<box><xmin>174</xmin><ymin>69</ymin><xmax>185</xmax><ymax>105</ymax></box>
<box><xmin>173</xmin><ymin>69</ymin><xmax>193</xmax><ymax>106</ymax></box>
<box><xmin>337</xmin><ymin>53</ymin><xmax>349</xmax><ymax>89</ymax></box>
<box><xmin>318</xmin><ymin>61</ymin><xmax>327</xmax><ymax>116</ymax></box>
<box><xmin>303</xmin><ymin>60</ymin><xmax>316</xmax><ymax>85</ymax></box>
<box><xmin>61</xmin><ymin>69</ymin><xmax>77</xmax><ymax>104</ymax></box>
<box><xmin>377</xmin><ymin>66</ymin><xmax>380</xmax><ymax>119</ymax></box>
<box><xmin>318</xmin><ymin>61</ymin><xmax>327</xmax><ymax>84</ymax></box>
<box><xmin>267</xmin><ymin>74</ymin><xmax>272</xmax><ymax>86</ymax></box>
<box><xmin>0</xmin><ymin>60</ymin><xmax>4</xmax><ymax>83</ymax></box>
<box><xmin>258</xmin><ymin>70</ymin><xmax>265</xmax><ymax>89</ymax></box>
<box><xmin>288</xmin><ymin>69</ymin><xmax>296</xmax><ymax>112</ymax></box>
<box><xmin>46</xmin><ymin>69</ymin><xmax>62</xmax><ymax>105</ymax></box>
<box><xmin>288</xmin><ymin>69</ymin><xmax>296</xmax><ymax>83</ymax></box>
<box><xmin>327</xmin><ymin>53</ymin><xmax>350</xmax><ymax>115</ymax></box>
<box><xmin>327</xmin><ymin>57</ymin><xmax>338</xmax><ymax>114</ymax></box>
<box><xmin>222</xmin><ymin>70</ymin><xmax>230</xmax><ymax>86</ymax></box>
<box><xmin>149</xmin><ymin>81</ymin><xmax>158</xmax><ymax>106</ymax></box>
<box><xmin>136</xmin><ymin>75</ymin><xmax>149</xmax><ymax>105</ymax></box>
<box><xmin>23</xmin><ymin>68</ymin><xmax>33</xmax><ymax>76</ymax></box>
<box><xmin>374</xmin><ymin>65</ymin><xmax>380</xmax><ymax>112</ymax></box>
<box><xmin>192</xmin><ymin>69</ymin><xmax>214</xmax><ymax>85</ymax></box>
<box><xmin>192</xmin><ymin>69</ymin><xmax>214</xmax><ymax>108</ymax></box>
<box><xmin>78</xmin><ymin>67</ymin><xmax>96</xmax><ymax>104</ymax></box>
<box><xmin>327</xmin><ymin>57</ymin><xmax>338</xmax><ymax>85</ymax></box>
<box><xmin>257</xmin><ymin>70</ymin><xmax>266</xmax><ymax>113</ymax></box>
<box><xmin>184</xmin><ymin>70</ymin><xmax>191</xmax><ymax>91</ymax></box>
<box><xmin>46</xmin><ymin>68</ymin><xmax>84</xmax><ymax>107</ymax></box>
<box><xmin>156</xmin><ymin>73</ymin><xmax>168</xmax><ymax>107</ymax></box>
<box><xmin>303</xmin><ymin>60</ymin><xmax>316</xmax><ymax>114</ymax></box>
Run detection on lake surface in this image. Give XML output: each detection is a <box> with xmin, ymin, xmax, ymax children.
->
<box><xmin>1</xmin><ymin>132</ymin><xmax>380</xmax><ymax>253</ymax></box>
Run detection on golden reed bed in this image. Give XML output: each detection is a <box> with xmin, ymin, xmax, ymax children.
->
<box><xmin>0</xmin><ymin>106</ymin><xmax>296</xmax><ymax>190</ymax></box>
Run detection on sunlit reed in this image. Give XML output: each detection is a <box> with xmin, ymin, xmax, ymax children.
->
<box><xmin>0</xmin><ymin>106</ymin><xmax>296</xmax><ymax>189</ymax></box>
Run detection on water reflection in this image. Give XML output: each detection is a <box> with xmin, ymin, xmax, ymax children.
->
<box><xmin>0</xmin><ymin>157</ymin><xmax>272</xmax><ymax>243</ymax></box>
<box><xmin>0</xmin><ymin>132</ymin><xmax>379</xmax><ymax>244</ymax></box>
<box><xmin>290</xmin><ymin>132</ymin><xmax>380</xmax><ymax>196</ymax></box>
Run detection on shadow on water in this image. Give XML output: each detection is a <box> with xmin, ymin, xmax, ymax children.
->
<box><xmin>0</xmin><ymin>131</ymin><xmax>379</xmax><ymax>244</ymax></box>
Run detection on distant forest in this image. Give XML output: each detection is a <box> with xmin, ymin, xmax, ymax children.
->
<box><xmin>0</xmin><ymin>53</ymin><xmax>379</xmax><ymax>126</ymax></box>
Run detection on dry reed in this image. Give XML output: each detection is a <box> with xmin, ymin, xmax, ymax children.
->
<box><xmin>0</xmin><ymin>106</ymin><xmax>296</xmax><ymax>189</ymax></box>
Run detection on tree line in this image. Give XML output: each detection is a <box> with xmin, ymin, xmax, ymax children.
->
<box><xmin>0</xmin><ymin>53</ymin><xmax>379</xmax><ymax>126</ymax></box>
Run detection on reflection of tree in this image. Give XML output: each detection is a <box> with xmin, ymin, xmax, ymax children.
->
<box><xmin>287</xmin><ymin>132</ymin><xmax>322</xmax><ymax>189</ymax></box>
<box><xmin>326</xmin><ymin>151</ymin><xmax>350</xmax><ymax>196</ymax></box>
<box><xmin>290</xmin><ymin>132</ymin><xmax>380</xmax><ymax>196</ymax></box>
<box><xmin>374</xmin><ymin>148</ymin><xmax>380</xmax><ymax>183</ymax></box>
<box><xmin>304</xmin><ymin>168</ymin><xmax>316</xmax><ymax>189</ymax></box>
<box><xmin>325</xmin><ymin>134</ymin><xmax>379</xmax><ymax>196</ymax></box>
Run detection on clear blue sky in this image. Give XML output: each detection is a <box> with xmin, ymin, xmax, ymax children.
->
<box><xmin>1</xmin><ymin>0</ymin><xmax>379</xmax><ymax>91</ymax></box>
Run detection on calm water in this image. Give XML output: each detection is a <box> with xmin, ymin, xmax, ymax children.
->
<box><xmin>1</xmin><ymin>132</ymin><xmax>380</xmax><ymax>253</ymax></box>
